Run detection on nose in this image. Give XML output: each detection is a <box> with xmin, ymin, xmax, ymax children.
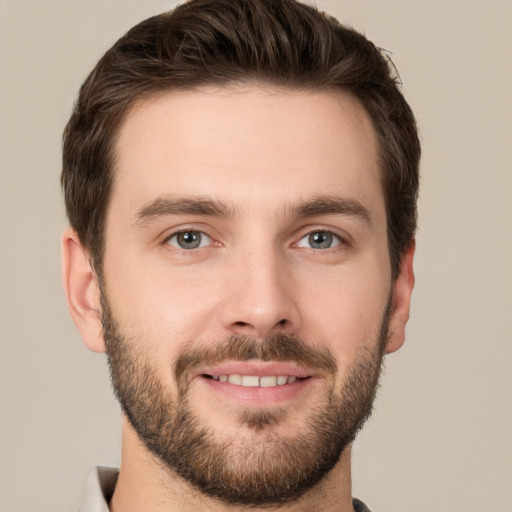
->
<box><xmin>219</xmin><ymin>247</ymin><xmax>300</xmax><ymax>339</ymax></box>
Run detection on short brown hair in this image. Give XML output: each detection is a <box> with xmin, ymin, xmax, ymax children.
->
<box><xmin>62</xmin><ymin>0</ymin><xmax>420</xmax><ymax>278</ymax></box>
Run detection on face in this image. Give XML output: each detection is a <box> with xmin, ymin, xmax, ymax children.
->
<box><xmin>83</xmin><ymin>86</ymin><xmax>411</xmax><ymax>505</ymax></box>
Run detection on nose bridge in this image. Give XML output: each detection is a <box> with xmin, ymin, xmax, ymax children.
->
<box><xmin>220</xmin><ymin>239</ymin><xmax>298</xmax><ymax>338</ymax></box>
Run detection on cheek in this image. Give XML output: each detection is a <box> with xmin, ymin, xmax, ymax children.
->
<box><xmin>103</xmin><ymin>254</ymin><xmax>223</xmax><ymax>346</ymax></box>
<box><xmin>297</xmin><ymin>264</ymin><xmax>390</xmax><ymax>362</ymax></box>
<box><xmin>102</xmin><ymin>266</ymin><xmax>222</xmax><ymax>391</ymax></box>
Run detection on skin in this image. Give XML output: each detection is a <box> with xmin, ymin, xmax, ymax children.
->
<box><xmin>62</xmin><ymin>86</ymin><xmax>415</xmax><ymax>512</ymax></box>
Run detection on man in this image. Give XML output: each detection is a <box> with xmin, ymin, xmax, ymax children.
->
<box><xmin>61</xmin><ymin>0</ymin><xmax>420</xmax><ymax>510</ymax></box>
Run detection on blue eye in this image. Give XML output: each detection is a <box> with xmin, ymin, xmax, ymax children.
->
<box><xmin>167</xmin><ymin>230</ymin><xmax>211</xmax><ymax>249</ymax></box>
<box><xmin>297</xmin><ymin>231</ymin><xmax>342</xmax><ymax>249</ymax></box>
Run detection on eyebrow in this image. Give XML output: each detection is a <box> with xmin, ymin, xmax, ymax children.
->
<box><xmin>290</xmin><ymin>195</ymin><xmax>372</xmax><ymax>225</ymax></box>
<box><xmin>134</xmin><ymin>196</ymin><xmax>236</xmax><ymax>226</ymax></box>
<box><xmin>133</xmin><ymin>194</ymin><xmax>372</xmax><ymax>226</ymax></box>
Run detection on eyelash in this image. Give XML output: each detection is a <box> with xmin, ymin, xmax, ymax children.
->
<box><xmin>294</xmin><ymin>230</ymin><xmax>346</xmax><ymax>250</ymax></box>
<box><xmin>162</xmin><ymin>227</ymin><xmax>348</xmax><ymax>253</ymax></box>
<box><xmin>163</xmin><ymin>229</ymin><xmax>214</xmax><ymax>252</ymax></box>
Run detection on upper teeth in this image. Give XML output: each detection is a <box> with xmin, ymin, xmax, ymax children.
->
<box><xmin>211</xmin><ymin>375</ymin><xmax>298</xmax><ymax>387</ymax></box>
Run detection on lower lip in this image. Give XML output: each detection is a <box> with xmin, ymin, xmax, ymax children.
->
<box><xmin>199</xmin><ymin>376</ymin><xmax>314</xmax><ymax>406</ymax></box>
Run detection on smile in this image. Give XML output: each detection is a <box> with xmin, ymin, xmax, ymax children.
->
<box><xmin>204</xmin><ymin>374</ymin><xmax>305</xmax><ymax>387</ymax></box>
<box><xmin>197</xmin><ymin>363</ymin><xmax>316</xmax><ymax>406</ymax></box>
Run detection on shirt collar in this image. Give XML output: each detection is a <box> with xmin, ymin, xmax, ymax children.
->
<box><xmin>78</xmin><ymin>467</ymin><xmax>119</xmax><ymax>512</ymax></box>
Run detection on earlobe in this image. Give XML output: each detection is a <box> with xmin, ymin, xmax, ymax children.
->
<box><xmin>385</xmin><ymin>241</ymin><xmax>416</xmax><ymax>354</ymax></box>
<box><xmin>61</xmin><ymin>227</ymin><xmax>106</xmax><ymax>353</ymax></box>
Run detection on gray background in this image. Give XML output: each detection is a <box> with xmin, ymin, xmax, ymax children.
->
<box><xmin>1</xmin><ymin>1</ymin><xmax>511</xmax><ymax>511</ymax></box>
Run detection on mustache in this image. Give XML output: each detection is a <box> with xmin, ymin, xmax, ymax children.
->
<box><xmin>174</xmin><ymin>333</ymin><xmax>337</xmax><ymax>392</ymax></box>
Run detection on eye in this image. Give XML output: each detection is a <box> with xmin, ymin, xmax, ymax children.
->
<box><xmin>296</xmin><ymin>230</ymin><xmax>342</xmax><ymax>250</ymax></box>
<box><xmin>166</xmin><ymin>230</ymin><xmax>212</xmax><ymax>250</ymax></box>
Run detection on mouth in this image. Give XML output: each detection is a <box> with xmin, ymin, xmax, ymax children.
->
<box><xmin>203</xmin><ymin>374</ymin><xmax>307</xmax><ymax>387</ymax></box>
<box><xmin>195</xmin><ymin>361</ymin><xmax>317</xmax><ymax>406</ymax></box>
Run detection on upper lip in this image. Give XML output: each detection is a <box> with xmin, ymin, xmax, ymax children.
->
<box><xmin>196</xmin><ymin>361</ymin><xmax>316</xmax><ymax>379</ymax></box>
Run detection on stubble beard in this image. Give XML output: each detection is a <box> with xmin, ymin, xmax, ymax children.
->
<box><xmin>101</xmin><ymin>290</ymin><xmax>389</xmax><ymax>507</ymax></box>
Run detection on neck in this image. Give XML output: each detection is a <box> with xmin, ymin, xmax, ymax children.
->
<box><xmin>110</xmin><ymin>419</ymin><xmax>355</xmax><ymax>512</ymax></box>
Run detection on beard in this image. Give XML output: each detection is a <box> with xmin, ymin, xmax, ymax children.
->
<box><xmin>101</xmin><ymin>291</ymin><xmax>389</xmax><ymax>507</ymax></box>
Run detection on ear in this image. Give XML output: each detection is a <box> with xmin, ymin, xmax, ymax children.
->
<box><xmin>385</xmin><ymin>240</ymin><xmax>416</xmax><ymax>354</ymax></box>
<box><xmin>61</xmin><ymin>227</ymin><xmax>106</xmax><ymax>353</ymax></box>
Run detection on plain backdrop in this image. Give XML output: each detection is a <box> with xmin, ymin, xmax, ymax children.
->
<box><xmin>1</xmin><ymin>1</ymin><xmax>511</xmax><ymax>511</ymax></box>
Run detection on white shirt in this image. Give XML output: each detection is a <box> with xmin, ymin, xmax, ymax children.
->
<box><xmin>78</xmin><ymin>467</ymin><xmax>118</xmax><ymax>512</ymax></box>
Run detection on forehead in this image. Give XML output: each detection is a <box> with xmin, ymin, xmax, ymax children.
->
<box><xmin>111</xmin><ymin>86</ymin><xmax>383</xmax><ymax>223</ymax></box>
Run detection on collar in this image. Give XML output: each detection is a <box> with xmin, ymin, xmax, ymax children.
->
<box><xmin>78</xmin><ymin>467</ymin><xmax>118</xmax><ymax>512</ymax></box>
